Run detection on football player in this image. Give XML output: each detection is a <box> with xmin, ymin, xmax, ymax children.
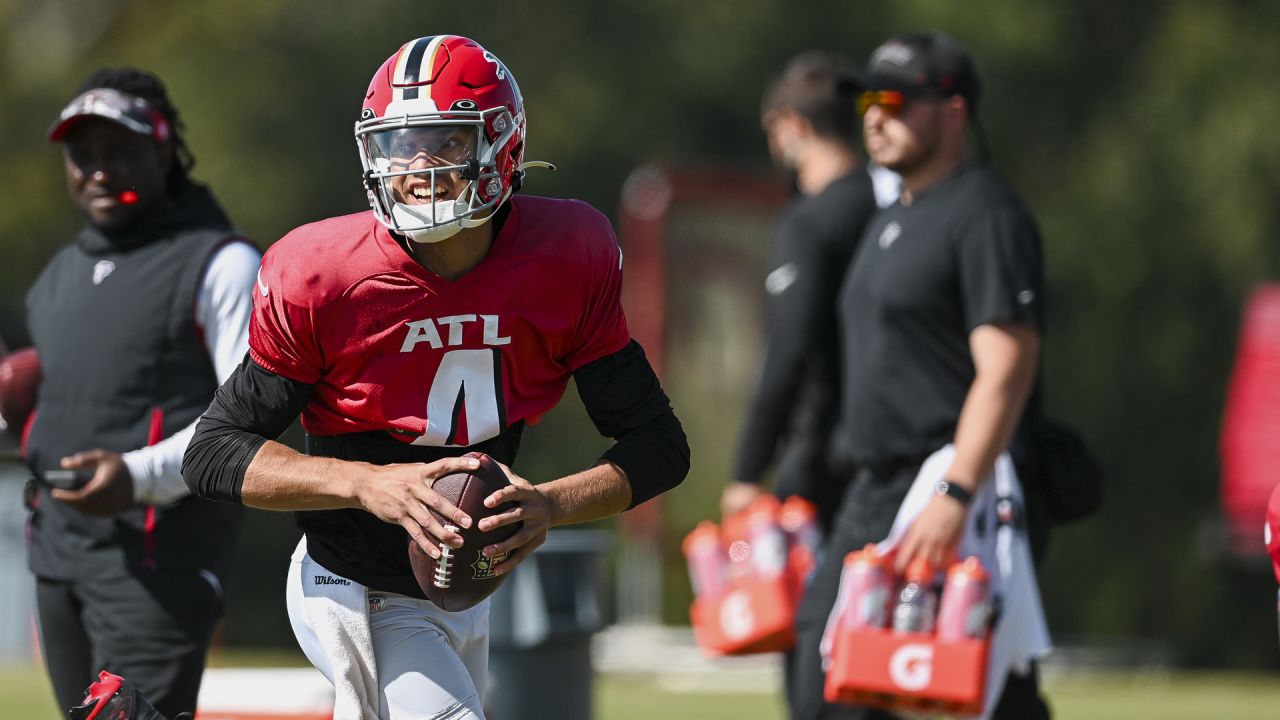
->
<box><xmin>182</xmin><ymin>35</ymin><xmax>689</xmax><ymax>719</ymax></box>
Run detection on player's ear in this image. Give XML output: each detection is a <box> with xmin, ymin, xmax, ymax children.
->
<box><xmin>942</xmin><ymin>96</ymin><xmax>970</xmax><ymax>137</ymax></box>
<box><xmin>772</xmin><ymin>111</ymin><xmax>810</xmax><ymax>142</ymax></box>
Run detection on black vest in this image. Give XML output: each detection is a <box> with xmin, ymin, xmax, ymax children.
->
<box><xmin>26</xmin><ymin>182</ymin><xmax>245</xmax><ymax>580</ymax></box>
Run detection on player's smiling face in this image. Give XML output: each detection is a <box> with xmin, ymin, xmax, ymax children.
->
<box><xmin>379</xmin><ymin>125</ymin><xmax>478</xmax><ymax>205</ymax></box>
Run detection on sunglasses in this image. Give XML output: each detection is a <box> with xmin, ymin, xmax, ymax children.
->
<box><xmin>856</xmin><ymin>89</ymin><xmax>947</xmax><ymax>117</ymax></box>
<box><xmin>856</xmin><ymin>90</ymin><xmax>909</xmax><ymax>117</ymax></box>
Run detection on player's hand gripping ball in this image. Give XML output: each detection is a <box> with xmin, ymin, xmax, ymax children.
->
<box><xmin>409</xmin><ymin>452</ymin><xmax>521</xmax><ymax>611</ymax></box>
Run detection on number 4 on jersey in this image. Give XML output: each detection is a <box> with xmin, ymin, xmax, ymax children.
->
<box><xmin>411</xmin><ymin>348</ymin><xmax>506</xmax><ymax>447</ymax></box>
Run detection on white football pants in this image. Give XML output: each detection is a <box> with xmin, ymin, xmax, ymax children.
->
<box><xmin>286</xmin><ymin>536</ymin><xmax>490</xmax><ymax>719</ymax></box>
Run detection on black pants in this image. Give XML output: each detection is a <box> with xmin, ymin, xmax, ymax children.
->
<box><xmin>786</xmin><ymin>464</ymin><xmax>1051</xmax><ymax>720</ymax></box>
<box><xmin>773</xmin><ymin>433</ymin><xmax>852</xmax><ymax>537</ymax></box>
<box><xmin>36</xmin><ymin>569</ymin><xmax>223</xmax><ymax>719</ymax></box>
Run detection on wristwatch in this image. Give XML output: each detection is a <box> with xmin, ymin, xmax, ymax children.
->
<box><xmin>934</xmin><ymin>478</ymin><xmax>974</xmax><ymax>506</ymax></box>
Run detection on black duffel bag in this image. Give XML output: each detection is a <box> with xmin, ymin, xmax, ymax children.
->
<box><xmin>1020</xmin><ymin>418</ymin><xmax>1104</xmax><ymax>524</ymax></box>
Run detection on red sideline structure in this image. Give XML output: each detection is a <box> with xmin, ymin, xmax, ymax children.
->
<box><xmin>1220</xmin><ymin>285</ymin><xmax>1280</xmax><ymax>556</ymax></box>
<box><xmin>616</xmin><ymin>164</ymin><xmax>786</xmax><ymax>623</ymax></box>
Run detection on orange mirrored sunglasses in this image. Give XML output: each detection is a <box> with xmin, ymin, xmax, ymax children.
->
<box><xmin>856</xmin><ymin>90</ymin><xmax>908</xmax><ymax>117</ymax></box>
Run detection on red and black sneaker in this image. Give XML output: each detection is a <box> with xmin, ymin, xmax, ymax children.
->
<box><xmin>68</xmin><ymin>671</ymin><xmax>179</xmax><ymax>720</ymax></box>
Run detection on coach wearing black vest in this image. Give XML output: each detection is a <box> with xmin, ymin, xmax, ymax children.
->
<box><xmin>25</xmin><ymin>69</ymin><xmax>260</xmax><ymax>718</ymax></box>
<box><xmin>788</xmin><ymin>33</ymin><xmax>1052</xmax><ymax>719</ymax></box>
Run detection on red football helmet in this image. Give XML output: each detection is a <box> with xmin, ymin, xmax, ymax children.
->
<box><xmin>356</xmin><ymin>35</ymin><xmax>527</xmax><ymax>243</ymax></box>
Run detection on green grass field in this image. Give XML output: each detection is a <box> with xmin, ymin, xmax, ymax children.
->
<box><xmin>4</xmin><ymin>656</ymin><xmax>1280</xmax><ymax>720</ymax></box>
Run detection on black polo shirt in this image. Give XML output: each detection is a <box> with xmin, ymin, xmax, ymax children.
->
<box><xmin>733</xmin><ymin>169</ymin><xmax>877</xmax><ymax>485</ymax></box>
<box><xmin>835</xmin><ymin>163</ymin><xmax>1043</xmax><ymax>467</ymax></box>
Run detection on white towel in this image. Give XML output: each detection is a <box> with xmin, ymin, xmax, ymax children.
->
<box><xmin>291</xmin><ymin>538</ymin><xmax>381</xmax><ymax>719</ymax></box>
<box><xmin>876</xmin><ymin>445</ymin><xmax>1052</xmax><ymax>720</ymax></box>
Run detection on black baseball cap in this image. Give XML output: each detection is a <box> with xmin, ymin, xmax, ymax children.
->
<box><xmin>47</xmin><ymin>87</ymin><xmax>169</xmax><ymax>142</ymax></box>
<box><xmin>863</xmin><ymin>31</ymin><xmax>981</xmax><ymax>111</ymax></box>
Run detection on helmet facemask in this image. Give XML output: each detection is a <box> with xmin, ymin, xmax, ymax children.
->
<box><xmin>357</xmin><ymin>107</ymin><xmax>519</xmax><ymax>244</ymax></box>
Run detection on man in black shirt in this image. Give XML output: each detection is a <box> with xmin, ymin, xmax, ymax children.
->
<box><xmin>722</xmin><ymin>51</ymin><xmax>880</xmax><ymax>534</ymax></box>
<box><xmin>789</xmin><ymin>32</ymin><xmax>1051</xmax><ymax>719</ymax></box>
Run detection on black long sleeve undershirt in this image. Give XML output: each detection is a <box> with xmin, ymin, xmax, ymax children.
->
<box><xmin>574</xmin><ymin>340</ymin><xmax>690</xmax><ymax>507</ymax></box>
<box><xmin>182</xmin><ymin>355</ymin><xmax>313</xmax><ymax>504</ymax></box>
<box><xmin>732</xmin><ymin>170</ymin><xmax>876</xmax><ymax>486</ymax></box>
<box><xmin>183</xmin><ymin>341</ymin><xmax>688</xmax><ymax>508</ymax></box>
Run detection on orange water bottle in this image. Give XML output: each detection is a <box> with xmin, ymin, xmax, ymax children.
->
<box><xmin>720</xmin><ymin>509</ymin><xmax>753</xmax><ymax>585</ymax></box>
<box><xmin>780</xmin><ymin>496</ymin><xmax>820</xmax><ymax>588</ymax></box>
<box><xmin>682</xmin><ymin>522</ymin><xmax>727</xmax><ymax>600</ymax></box>
<box><xmin>834</xmin><ymin>545</ymin><xmax>894</xmax><ymax>629</ymax></box>
<box><xmin>937</xmin><ymin>556</ymin><xmax>992</xmax><ymax>641</ymax></box>
<box><xmin>780</xmin><ymin>496</ymin><xmax>820</xmax><ymax>554</ymax></box>
<box><xmin>892</xmin><ymin>557</ymin><xmax>938</xmax><ymax>634</ymax></box>
<box><xmin>744</xmin><ymin>494</ymin><xmax>788</xmax><ymax>581</ymax></box>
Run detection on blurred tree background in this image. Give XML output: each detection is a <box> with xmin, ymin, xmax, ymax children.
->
<box><xmin>2</xmin><ymin>0</ymin><xmax>1280</xmax><ymax>669</ymax></box>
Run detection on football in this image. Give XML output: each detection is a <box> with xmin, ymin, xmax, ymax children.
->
<box><xmin>0</xmin><ymin>347</ymin><xmax>41</xmax><ymax>435</ymax></box>
<box><xmin>408</xmin><ymin>451</ymin><xmax>521</xmax><ymax>611</ymax></box>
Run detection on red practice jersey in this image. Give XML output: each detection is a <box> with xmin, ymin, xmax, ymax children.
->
<box><xmin>249</xmin><ymin>196</ymin><xmax>630</xmax><ymax>447</ymax></box>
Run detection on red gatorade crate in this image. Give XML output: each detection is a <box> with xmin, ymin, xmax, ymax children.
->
<box><xmin>683</xmin><ymin>495</ymin><xmax>813</xmax><ymax>656</ymax></box>
<box><xmin>823</xmin><ymin>554</ymin><xmax>993</xmax><ymax>715</ymax></box>
<box><xmin>824</xmin><ymin>628</ymin><xmax>989</xmax><ymax>715</ymax></box>
<box><xmin>689</xmin><ymin>575</ymin><xmax>796</xmax><ymax>655</ymax></box>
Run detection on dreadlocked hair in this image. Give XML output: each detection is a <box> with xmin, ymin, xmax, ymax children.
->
<box><xmin>75</xmin><ymin>68</ymin><xmax>195</xmax><ymax>188</ymax></box>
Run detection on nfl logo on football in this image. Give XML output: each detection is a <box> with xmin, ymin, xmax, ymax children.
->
<box><xmin>471</xmin><ymin>550</ymin><xmax>507</xmax><ymax>580</ymax></box>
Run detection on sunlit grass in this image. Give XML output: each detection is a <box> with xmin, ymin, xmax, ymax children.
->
<box><xmin>4</xmin><ymin>658</ymin><xmax>1280</xmax><ymax>720</ymax></box>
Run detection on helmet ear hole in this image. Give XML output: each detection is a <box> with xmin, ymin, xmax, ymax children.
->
<box><xmin>507</xmin><ymin>141</ymin><xmax>526</xmax><ymax>194</ymax></box>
